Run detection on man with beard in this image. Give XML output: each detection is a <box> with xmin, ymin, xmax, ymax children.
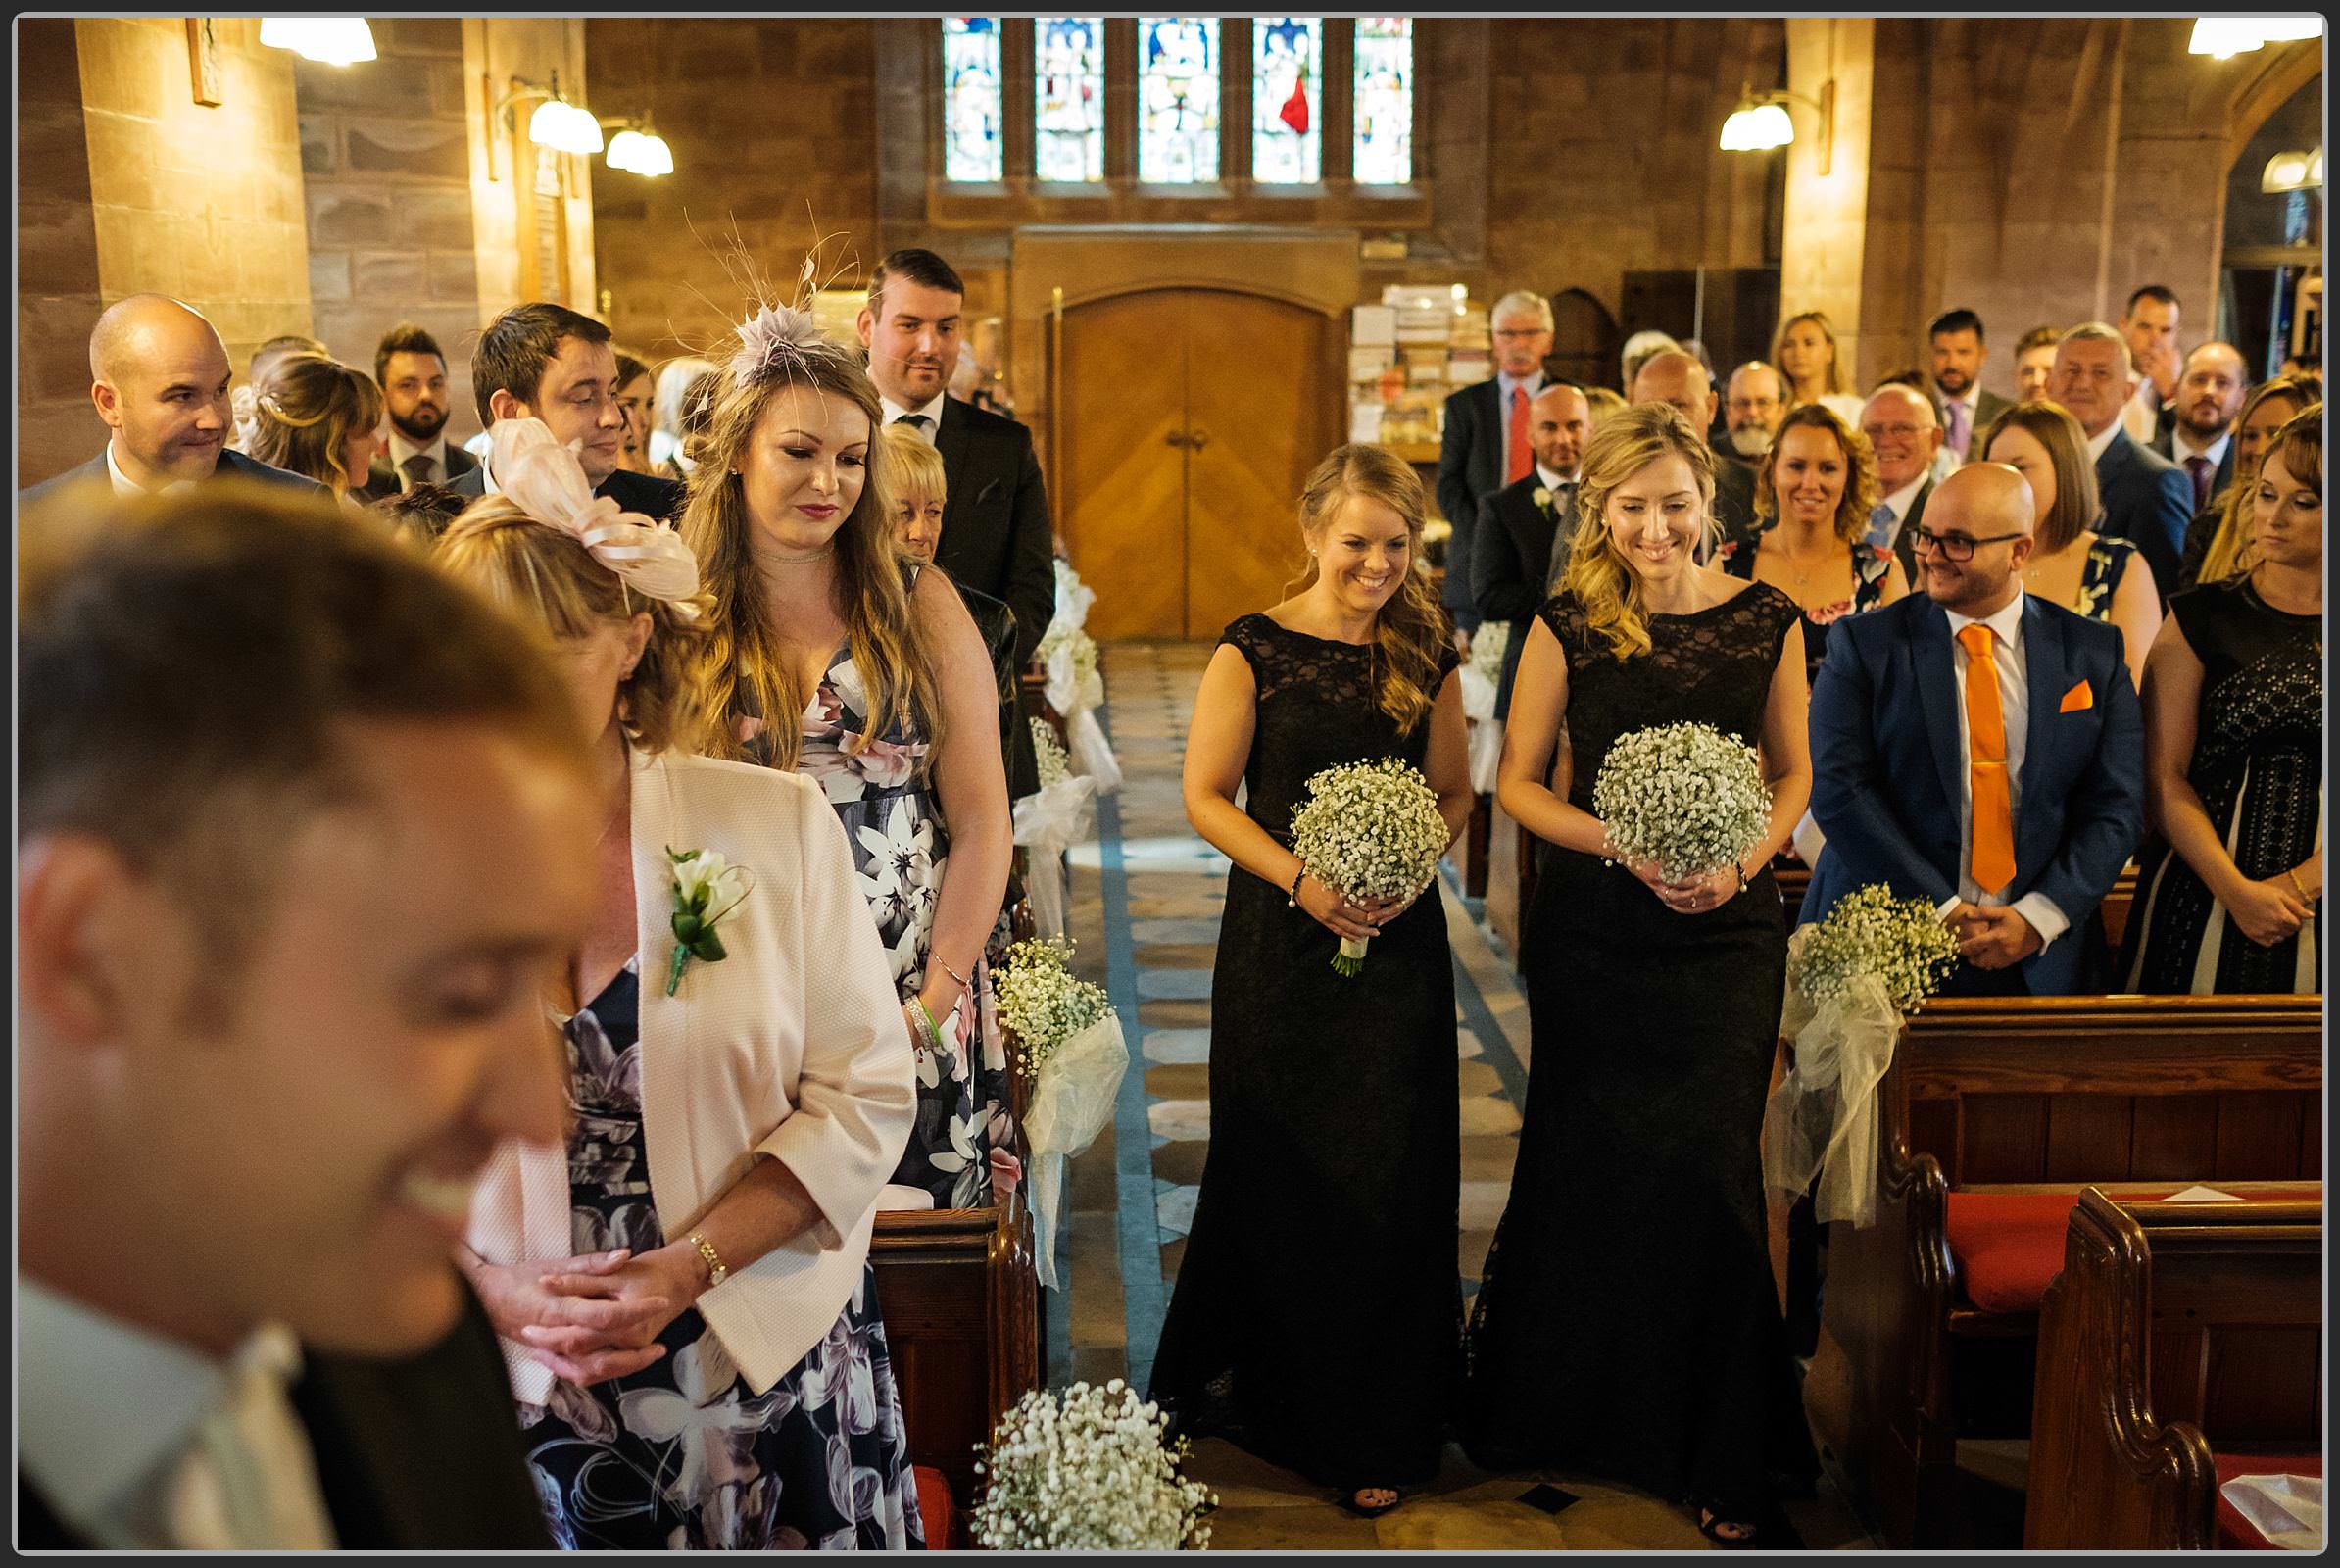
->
<box><xmin>21</xmin><ymin>296</ymin><xmax>324</xmax><ymax>507</ymax></box>
<box><xmin>1472</xmin><ymin>381</ymin><xmax>1592</xmax><ymax>717</ymax></box>
<box><xmin>1722</xmin><ymin>361</ymin><xmax>1787</xmax><ymax>467</ymax></box>
<box><xmin>1926</xmin><ymin>309</ymin><xmax>2011</xmax><ymax>465</ymax></box>
<box><xmin>2150</xmin><ymin>340</ymin><xmax>2250</xmax><ymax>514</ymax></box>
<box><xmin>360</xmin><ymin>322</ymin><xmax>477</xmax><ymax>500</ymax></box>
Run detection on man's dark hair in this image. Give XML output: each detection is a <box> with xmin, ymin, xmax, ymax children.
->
<box><xmin>866</xmin><ymin>248</ymin><xmax>966</xmax><ymax>318</ymax></box>
<box><xmin>1927</xmin><ymin>308</ymin><xmax>1985</xmax><ymax>343</ymax></box>
<box><xmin>374</xmin><ymin>321</ymin><xmax>447</xmax><ymax>386</ymax></box>
<box><xmin>20</xmin><ymin>481</ymin><xmax>587</xmax><ymax>991</ymax></box>
<box><xmin>368</xmin><ymin>480</ymin><xmax>468</xmax><ymax>549</ymax></box>
<box><xmin>470</xmin><ymin>302</ymin><xmax>612</xmax><ymax>426</ymax></box>
<box><xmin>2124</xmin><ymin>284</ymin><xmax>2180</xmax><ymax>317</ymax></box>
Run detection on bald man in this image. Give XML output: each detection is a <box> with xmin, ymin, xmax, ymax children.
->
<box><xmin>1472</xmin><ymin>381</ymin><xmax>1592</xmax><ymax>718</ymax></box>
<box><xmin>1803</xmin><ymin>463</ymin><xmax>2144</xmax><ymax>997</ymax></box>
<box><xmin>2150</xmin><ymin>340</ymin><xmax>2251</xmax><ymax>513</ymax></box>
<box><xmin>20</xmin><ymin>295</ymin><xmax>321</xmax><ymax>507</ymax></box>
<box><xmin>1859</xmin><ymin>384</ymin><xmax>1944</xmax><ymax>581</ymax></box>
<box><xmin>1631</xmin><ymin>349</ymin><xmax>1756</xmax><ymax>548</ymax></box>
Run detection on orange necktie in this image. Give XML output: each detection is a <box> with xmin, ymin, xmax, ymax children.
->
<box><xmin>1506</xmin><ymin>385</ymin><xmax>1532</xmax><ymax>483</ymax></box>
<box><xmin>1957</xmin><ymin>622</ymin><xmax>2017</xmax><ymax>896</ymax></box>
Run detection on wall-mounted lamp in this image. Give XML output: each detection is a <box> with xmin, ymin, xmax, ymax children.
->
<box><xmin>604</xmin><ymin>119</ymin><xmax>674</xmax><ymax>177</ymax></box>
<box><xmin>2262</xmin><ymin>145</ymin><xmax>2325</xmax><ymax>194</ymax></box>
<box><xmin>1720</xmin><ymin>81</ymin><xmax>1836</xmax><ymax>175</ymax></box>
<box><xmin>487</xmin><ymin>72</ymin><xmax>602</xmax><ymax>180</ymax></box>
<box><xmin>259</xmin><ymin>17</ymin><xmax>376</xmax><ymax>66</ymax></box>
<box><xmin>2189</xmin><ymin>16</ymin><xmax>2323</xmax><ymax>59</ymax></box>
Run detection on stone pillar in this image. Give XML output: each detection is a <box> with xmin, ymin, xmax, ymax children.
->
<box><xmin>1777</xmin><ymin>17</ymin><xmax>1877</xmax><ymax>389</ymax></box>
<box><xmin>463</xmin><ymin>19</ymin><xmax>596</xmax><ymax>323</ymax></box>
<box><xmin>19</xmin><ymin>19</ymin><xmax>105</xmax><ymax>489</ymax></box>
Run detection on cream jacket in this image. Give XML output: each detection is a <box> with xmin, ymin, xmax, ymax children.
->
<box><xmin>467</xmin><ymin>747</ymin><xmax>914</xmax><ymax>1402</ymax></box>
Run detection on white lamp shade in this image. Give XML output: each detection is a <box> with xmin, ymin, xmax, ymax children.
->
<box><xmin>2311</xmin><ymin>147</ymin><xmax>2325</xmax><ymax>186</ymax></box>
<box><xmin>529</xmin><ymin>98</ymin><xmax>604</xmax><ymax>156</ymax></box>
<box><xmin>629</xmin><ymin>131</ymin><xmax>673</xmax><ymax>176</ymax></box>
<box><xmin>2186</xmin><ymin>16</ymin><xmax>2318</xmax><ymax>56</ymax></box>
<box><xmin>606</xmin><ymin>128</ymin><xmax>647</xmax><ymax>172</ymax></box>
<box><xmin>259</xmin><ymin>17</ymin><xmax>376</xmax><ymax>66</ymax></box>
<box><xmin>1719</xmin><ymin>102</ymin><xmax>1794</xmax><ymax>152</ymax></box>
<box><xmin>2253</xmin><ymin>16</ymin><xmax>2323</xmax><ymax>41</ymax></box>
<box><xmin>2263</xmin><ymin>149</ymin><xmax>2313</xmax><ymax>192</ymax></box>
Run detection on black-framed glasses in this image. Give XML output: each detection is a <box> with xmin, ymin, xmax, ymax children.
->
<box><xmin>1908</xmin><ymin>525</ymin><xmax>2024</xmax><ymax>563</ymax></box>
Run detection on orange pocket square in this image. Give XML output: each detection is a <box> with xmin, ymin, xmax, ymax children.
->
<box><xmin>2059</xmin><ymin>680</ymin><xmax>2094</xmax><ymax>713</ymax></box>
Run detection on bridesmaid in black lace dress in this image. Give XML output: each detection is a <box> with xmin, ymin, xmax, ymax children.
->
<box><xmin>1150</xmin><ymin>445</ymin><xmax>1472</xmax><ymax>1518</ymax></box>
<box><xmin>1465</xmin><ymin>404</ymin><xmax>1819</xmax><ymax>1547</ymax></box>
<box><xmin>2123</xmin><ymin>408</ymin><xmax>2323</xmax><ymax>993</ymax></box>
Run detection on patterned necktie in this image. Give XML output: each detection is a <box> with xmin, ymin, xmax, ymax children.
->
<box><xmin>1944</xmin><ymin>398</ymin><xmax>1972</xmax><ymax>461</ymax></box>
<box><xmin>894</xmin><ymin>413</ymin><xmax>932</xmax><ymax>443</ymax></box>
<box><xmin>1506</xmin><ymin>386</ymin><xmax>1531</xmax><ymax>484</ymax></box>
<box><xmin>1956</xmin><ymin>622</ymin><xmax>2018</xmax><ymax>897</ymax></box>
<box><xmin>1543</xmin><ymin>483</ymin><xmax>1575</xmax><ymax>590</ymax></box>
<box><xmin>2184</xmin><ymin>454</ymin><xmax>2214</xmax><ymax>514</ymax></box>
<box><xmin>400</xmin><ymin>452</ymin><xmax>434</xmax><ymax>491</ymax></box>
<box><xmin>1865</xmin><ymin>502</ymin><xmax>1898</xmax><ymax>554</ymax></box>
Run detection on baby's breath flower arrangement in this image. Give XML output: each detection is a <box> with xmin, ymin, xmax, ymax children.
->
<box><xmin>1038</xmin><ymin>621</ymin><xmax>1102</xmax><ymax>710</ymax></box>
<box><xmin>1031</xmin><ymin>717</ymin><xmax>1072</xmax><ymax>790</ymax></box>
<box><xmin>1288</xmin><ymin>757</ymin><xmax>1451</xmax><ymax>977</ymax></box>
<box><xmin>1764</xmin><ymin>884</ymin><xmax>1962</xmax><ymax>1229</ymax></box>
<box><xmin>1465</xmin><ymin>618</ymin><xmax>1510</xmax><ymax>687</ymax></box>
<box><xmin>994</xmin><ymin>939</ymin><xmax>1127</xmax><ymax>1288</ymax></box>
<box><xmin>1591</xmin><ymin>721</ymin><xmax>1771</xmax><ymax>884</ymax></box>
<box><xmin>973</xmin><ymin>1379</ymin><xmax>1215</xmax><ymax>1550</ymax></box>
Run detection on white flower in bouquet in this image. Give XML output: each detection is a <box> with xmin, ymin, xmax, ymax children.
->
<box><xmin>1591</xmin><ymin>721</ymin><xmax>1772</xmax><ymax>884</ymax></box>
<box><xmin>1032</xmin><ymin>717</ymin><xmax>1072</xmax><ymax>789</ymax></box>
<box><xmin>973</xmin><ymin>1379</ymin><xmax>1215</xmax><ymax>1550</ymax></box>
<box><xmin>1039</xmin><ymin>621</ymin><xmax>1103</xmax><ymax>714</ymax></box>
<box><xmin>1465</xmin><ymin>619</ymin><xmax>1510</xmax><ymax>685</ymax></box>
<box><xmin>1288</xmin><ymin>757</ymin><xmax>1450</xmax><ymax>977</ymax></box>
<box><xmin>994</xmin><ymin>936</ymin><xmax>1112</xmax><ymax>1069</ymax></box>
<box><xmin>1789</xmin><ymin>883</ymin><xmax>1961</xmax><ymax>1015</ymax></box>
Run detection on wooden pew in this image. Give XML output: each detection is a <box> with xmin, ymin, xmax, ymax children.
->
<box><xmin>2024</xmin><ymin>1186</ymin><xmax>2322</xmax><ymax>1549</ymax></box>
<box><xmin>1770</xmin><ymin>864</ymin><xmax>2136</xmax><ymax>949</ymax></box>
<box><xmin>1820</xmin><ymin>994</ymin><xmax>2322</xmax><ymax>1548</ymax></box>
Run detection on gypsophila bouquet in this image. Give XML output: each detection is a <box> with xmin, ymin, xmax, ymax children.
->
<box><xmin>1466</xmin><ymin>619</ymin><xmax>1510</xmax><ymax>686</ymax></box>
<box><xmin>1591</xmin><ymin>721</ymin><xmax>1771</xmax><ymax>884</ymax></box>
<box><xmin>1289</xmin><ymin>756</ymin><xmax>1450</xmax><ymax>977</ymax></box>
<box><xmin>994</xmin><ymin>937</ymin><xmax>1111</xmax><ymax>1069</ymax></box>
<box><xmin>972</xmin><ymin>1380</ymin><xmax>1215</xmax><ymax>1550</ymax></box>
<box><xmin>1032</xmin><ymin>717</ymin><xmax>1072</xmax><ymax>789</ymax></box>
<box><xmin>1038</xmin><ymin>621</ymin><xmax>1102</xmax><ymax>710</ymax></box>
<box><xmin>1789</xmin><ymin>884</ymin><xmax>1961</xmax><ymax>1015</ymax></box>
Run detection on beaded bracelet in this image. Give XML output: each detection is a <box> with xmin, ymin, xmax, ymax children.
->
<box><xmin>1288</xmin><ymin>866</ymin><xmax>1306</xmax><ymax>907</ymax></box>
<box><xmin>904</xmin><ymin>997</ymin><xmax>944</xmax><ymax>1054</ymax></box>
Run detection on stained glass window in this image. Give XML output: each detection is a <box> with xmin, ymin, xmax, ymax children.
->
<box><xmin>1251</xmin><ymin>18</ymin><xmax>1321</xmax><ymax>184</ymax></box>
<box><xmin>942</xmin><ymin>18</ymin><xmax>1003</xmax><ymax>181</ymax></box>
<box><xmin>1035</xmin><ymin>17</ymin><xmax>1104</xmax><ymax>182</ymax></box>
<box><xmin>1353</xmin><ymin>17</ymin><xmax>1413</xmax><ymax>185</ymax></box>
<box><xmin>1139</xmin><ymin>17</ymin><xmax>1220</xmax><ymax>183</ymax></box>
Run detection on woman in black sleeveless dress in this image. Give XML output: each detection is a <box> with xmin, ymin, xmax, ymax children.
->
<box><xmin>1150</xmin><ymin>446</ymin><xmax>1472</xmax><ymax>1517</ymax></box>
<box><xmin>1465</xmin><ymin>405</ymin><xmax>1820</xmax><ymax>1546</ymax></box>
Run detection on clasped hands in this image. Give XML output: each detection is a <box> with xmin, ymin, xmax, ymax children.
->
<box><xmin>1945</xmin><ymin>902</ymin><xmax>2042</xmax><ymax>969</ymax></box>
<box><xmin>1295</xmin><ymin>872</ymin><xmax>1419</xmax><ymax>942</ymax></box>
<box><xmin>2222</xmin><ymin>871</ymin><xmax>2315</xmax><ymax>948</ymax></box>
<box><xmin>467</xmin><ymin>1244</ymin><xmax>706</xmax><ymax>1387</ymax></box>
<box><xmin>1623</xmin><ymin>858</ymin><xmax>1742</xmax><ymax>915</ymax></box>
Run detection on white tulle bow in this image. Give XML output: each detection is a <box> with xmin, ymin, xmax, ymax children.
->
<box><xmin>488</xmin><ymin>418</ymin><xmax>701</xmax><ymax>614</ymax></box>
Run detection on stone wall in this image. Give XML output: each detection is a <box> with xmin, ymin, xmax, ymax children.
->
<box><xmin>298</xmin><ymin>17</ymin><xmax>484</xmax><ymax>441</ymax></box>
<box><xmin>19</xmin><ymin>20</ymin><xmax>106</xmax><ymax>488</ymax></box>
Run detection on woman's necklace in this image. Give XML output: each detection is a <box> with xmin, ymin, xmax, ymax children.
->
<box><xmin>765</xmin><ymin>543</ymin><xmax>835</xmax><ymax>564</ymax></box>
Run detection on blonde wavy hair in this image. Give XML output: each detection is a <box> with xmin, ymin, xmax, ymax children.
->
<box><xmin>2199</xmin><ymin>376</ymin><xmax>2321</xmax><ymax>584</ymax></box>
<box><xmin>1753</xmin><ymin>402</ymin><xmax>1878</xmax><ymax>547</ymax></box>
<box><xmin>1290</xmin><ymin>444</ymin><xmax>1450</xmax><ymax>733</ymax></box>
<box><xmin>678</xmin><ymin>341</ymin><xmax>943</xmax><ymax>772</ymax></box>
<box><xmin>1559</xmin><ymin>403</ymin><xmax>1717</xmax><ymax>662</ymax></box>
<box><xmin>245</xmin><ymin>353</ymin><xmax>383</xmax><ymax>494</ymax></box>
<box><xmin>430</xmin><ymin>496</ymin><xmax>716</xmax><ymax>757</ymax></box>
<box><xmin>1772</xmin><ymin>310</ymin><xmax>1849</xmax><ymax>401</ymax></box>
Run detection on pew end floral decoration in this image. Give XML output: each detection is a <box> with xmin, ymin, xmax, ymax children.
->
<box><xmin>994</xmin><ymin>938</ymin><xmax>1127</xmax><ymax>1289</ymax></box>
<box><xmin>1014</xmin><ymin>720</ymin><xmax>1097</xmax><ymax>939</ymax></box>
<box><xmin>1763</xmin><ymin>885</ymin><xmax>1961</xmax><ymax>1228</ymax></box>
<box><xmin>664</xmin><ymin>846</ymin><xmax>751</xmax><ymax>996</ymax></box>
<box><xmin>1591</xmin><ymin>720</ymin><xmax>1771</xmax><ymax>885</ymax></box>
<box><xmin>1288</xmin><ymin>757</ymin><xmax>1450</xmax><ymax>977</ymax></box>
<box><xmin>972</xmin><ymin>1379</ymin><xmax>1215</xmax><ymax>1550</ymax></box>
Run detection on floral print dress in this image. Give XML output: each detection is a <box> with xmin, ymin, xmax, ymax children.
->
<box><xmin>518</xmin><ymin>957</ymin><xmax>924</xmax><ymax>1550</ymax></box>
<box><xmin>794</xmin><ymin>639</ymin><xmax>1015</xmax><ymax>1210</ymax></box>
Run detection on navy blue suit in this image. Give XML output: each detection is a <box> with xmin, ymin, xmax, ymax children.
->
<box><xmin>19</xmin><ymin>446</ymin><xmax>325</xmax><ymax>510</ymax></box>
<box><xmin>1803</xmin><ymin>591</ymin><xmax>2145</xmax><ymax>996</ymax></box>
<box><xmin>2093</xmin><ymin>428</ymin><xmax>2192</xmax><ymax>606</ymax></box>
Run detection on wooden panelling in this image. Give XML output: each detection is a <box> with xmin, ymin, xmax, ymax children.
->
<box><xmin>2129</xmin><ymin>1093</ymin><xmax>2222</xmax><ymax>1178</ymax></box>
<box><xmin>2203</xmin><ymin>1327</ymin><xmax>2323</xmax><ymax>1441</ymax></box>
<box><xmin>1959</xmin><ymin>1095</ymin><xmax>2048</xmax><ymax>1183</ymax></box>
<box><xmin>2212</xmin><ymin>1092</ymin><xmax>2310</xmax><ymax>1180</ymax></box>
<box><xmin>2042</xmin><ymin>1096</ymin><xmax>2134</xmax><ymax>1182</ymax></box>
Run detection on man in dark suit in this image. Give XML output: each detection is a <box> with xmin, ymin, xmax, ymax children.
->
<box><xmin>20</xmin><ymin>294</ymin><xmax>323</xmax><ymax>509</ymax></box>
<box><xmin>357</xmin><ymin>321</ymin><xmax>479</xmax><ymax>503</ymax></box>
<box><xmin>2149</xmin><ymin>340</ymin><xmax>2248</xmax><ymax>514</ymax></box>
<box><xmin>18</xmin><ymin>487</ymin><xmax>595</xmax><ymax>1546</ymax></box>
<box><xmin>2050</xmin><ymin>322</ymin><xmax>2194</xmax><ymax>603</ymax></box>
<box><xmin>1438</xmin><ymin>290</ymin><xmax>1554</xmax><ymax>643</ymax></box>
<box><xmin>1926</xmin><ymin>308</ymin><xmax>2013</xmax><ymax>466</ymax></box>
<box><xmin>1859</xmin><ymin>384</ymin><xmax>1941</xmax><ymax>582</ymax></box>
<box><xmin>1472</xmin><ymin>381</ymin><xmax>1591</xmax><ymax>719</ymax></box>
<box><xmin>1631</xmin><ymin>349</ymin><xmax>1756</xmax><ymax>553</ymax></box>
<box><xmin>1805</xmin><ymin>464</ymin><xmax>2144</xmax><ymax>997</ymax></box>
<box><xmin>857</xmin><ymin>248</ymin><xmax>1054</xmax><ymax>797</ymax></box>
<box><xmin>446</xmin><ymin>302</ymin><xmax>685</xmax><ymax>521</ymax></box>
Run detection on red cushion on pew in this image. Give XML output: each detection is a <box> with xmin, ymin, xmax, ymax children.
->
<box><xmin>1946</xmin><ymin>1188</ymin><xmax>2323</xmax><ymax>1316</ymax></box>
<box><xmin>2214</xmin><ymin>1453</ymin><xmax>2322</xmax><ymax>1550</ymax></box>
<box><xmin>914</xmin><ymin>1465</ymin><xmax>967</xmax><ymax>1550</ymax></box>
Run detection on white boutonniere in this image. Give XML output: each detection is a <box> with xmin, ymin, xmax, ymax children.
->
<box><xmin>1532</xmin><ymin>486</ymin><xmax>1554</xmax><ymax>514</ymax></box>
<box><xmin>664</xmin><ymin>847</ymin><xmax>752</xmax><ymax>997</ymax></box>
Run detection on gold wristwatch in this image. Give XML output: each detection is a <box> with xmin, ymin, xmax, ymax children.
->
<box><xmin>687</xmin><ymin>1231</ymin><xmax>728</xmax><ymax>1288</ymax></box>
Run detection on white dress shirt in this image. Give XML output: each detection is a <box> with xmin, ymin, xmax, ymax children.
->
<box><xmin>880</xmin><ymin>389</ymin><xmax>950</xmax><ymax>445</ymax></box>
<box><xmin>2119</xmin><ymin>379</ymin><xmax>2162</xmax><ymax>447</ymax></box>
<box><xmin>1938</xmin><ymin>590</ymin><xmax>2068</xmax><ymax>948</ymax></box>
<box><xmin>1876</xmin><ymin>472</ymin><xmax>1929</xmax><ymax>550</ymax></box>
<box><xmin>386</xmin><ymin>428</ymin><xmax>453</xmax><ymax>490</ymax></box>
<box><xmin>104</xmin><ymin>441</ymin><xmax>193</xmax><ymax>499</ymax></box>
<box><xmin>2084</xmin><ymin>416</ymin><xmax>2122</xmax><ymax>465</ymax></box>
<box><xmin>2169</xmin><ymin>427</ymin><xmax>2232</xmax><ymax>473</ymax></box>
<box><xmin>19</xmin><ymin>1280</ymin><xmax>335</xmax><ymax>1549</ymax></box>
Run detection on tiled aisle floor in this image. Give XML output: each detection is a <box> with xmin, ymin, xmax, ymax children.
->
<box><xmin>1048</xmin><ymin>640</ymin><xmax>1875</xmax><ymax>1549</ymax></box>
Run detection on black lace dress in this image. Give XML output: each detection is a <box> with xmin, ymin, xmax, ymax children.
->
<box><xmin>1463</xmin><ymin>585</ymin><xmax>1820</xmax><ymax>1520</ymax></box>
<box><xmin>2121</xmin><ymin>579</ymin><xmax>2323</xmax><ymax>994</ymax></box>
<box><xmin>1148</xmin><ymin>614</ymin><xmax>1463</xmax><ymax>1491</ymax></box>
